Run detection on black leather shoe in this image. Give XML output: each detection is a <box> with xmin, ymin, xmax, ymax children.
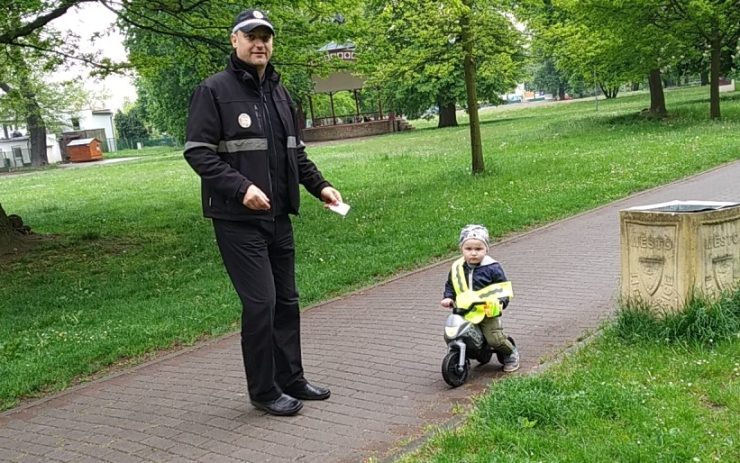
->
<box><xmin>250</xmin><ymin>393</ymin><xmax>303</xmax><ymax>416</ymax></box>
<box><xmin>284</xmin><ymin>382</ymin><xmax>331</xmax><ymax>400</ymax></box>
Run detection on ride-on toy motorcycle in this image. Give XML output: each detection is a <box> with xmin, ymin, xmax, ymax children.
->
<box><xmin>441</xmin><ymin>282</ymin><xmax>514</xmax><ymax>387</ymax></box>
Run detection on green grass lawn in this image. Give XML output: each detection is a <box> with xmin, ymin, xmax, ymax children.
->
<box><xmin>0</xmin><ymin>86</ymin><xmax>739</xmax><ymax>410</ymax></box>
<box><xmin>394</xmin><ymin>294</ymin><xmax>740</xmax><ymax>463</ymax></box>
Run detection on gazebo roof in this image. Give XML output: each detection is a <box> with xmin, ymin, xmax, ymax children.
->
<box><xmin>312</xmin><ymin>42</ymin><xmax>363</xmax><ymax>93</ymax></box>
<box><xmin>318</xmin><ymin>42</ymin><xmax>354</xmax><ymax>52</ymax></box>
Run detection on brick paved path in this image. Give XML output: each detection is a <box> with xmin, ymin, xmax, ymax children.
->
<box><xmin>2</xmin><ymin>161</ymin><xmax>739</xmax><ymax>463</ymax></box>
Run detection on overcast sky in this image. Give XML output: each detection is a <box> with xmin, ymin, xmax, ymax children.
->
<box><xmin>51</xmin><ymin>2</ymin><xmax>137</xmax><ymax>112</ymax></box>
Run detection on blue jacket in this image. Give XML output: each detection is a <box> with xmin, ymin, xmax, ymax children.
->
<box><xmin>443</xmin><ymin>256</ymin><xmax>510</xmax><ymax>309</ymax></box>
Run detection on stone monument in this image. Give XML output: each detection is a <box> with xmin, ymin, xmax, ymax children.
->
<box><xmin>620</xmin><ymin>200</ymin><xmax>740</xmax><ymax>313</ymax></box>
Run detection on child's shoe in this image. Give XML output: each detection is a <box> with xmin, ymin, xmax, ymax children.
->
<box><xmin>502</xmin><ymin>347</ymin><xmax>520</xmax><ymax>372</ymax></box>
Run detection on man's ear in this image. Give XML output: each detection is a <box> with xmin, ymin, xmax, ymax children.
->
<box><xmin>230</xmin><ymin>32</ymin><xmax>239</xmax><ymax>48</ymax></box>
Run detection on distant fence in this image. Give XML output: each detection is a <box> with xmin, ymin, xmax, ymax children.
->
<box><xmin>114</xmin><ymin>137</ymin><xmax>181</xmax><ymax>151</ymax></box>
<box><xmin>309</xmin><ymin>111</ymin><xmax>388</xmax><ymax>128</ymax></box>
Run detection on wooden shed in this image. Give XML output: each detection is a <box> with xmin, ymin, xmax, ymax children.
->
<box><xmin>66</xmin><ymin>138</ymin><xmax>103</xmax><ymax>162</ymax></box>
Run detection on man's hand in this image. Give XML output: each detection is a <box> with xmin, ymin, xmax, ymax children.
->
<box><xmin>242</xmin><ymin>184</ymin><xmax>271</xmax><ymax>210</ymax></box>
<box><xmin>441</xmin><ymin>298</ymin><xmax>454</xmax><ymax>308</ymax></box>
<box><xmin>320</xmin><ymin>186</ymin><xmax>342</xmax><ymax>206</ymax></box>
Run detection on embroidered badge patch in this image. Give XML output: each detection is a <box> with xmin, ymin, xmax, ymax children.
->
<box><xmin>238</xmin><ymin>113</ymin><xmax>252</xmax><ymax>128</ymax></box>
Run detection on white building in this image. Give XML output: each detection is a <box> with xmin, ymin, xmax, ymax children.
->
<box><xmin>0</xmin><ymin>107</ymin><xmax>117</xmax><ymax>168</ymax></box>
<box><xmin>0</xmin><ymin>133</ymin><xmax>62</xmax><ymax>168</ymax></box>
<box><xmin>62</xmin><ymin>109</ymin><xmax>117</xmax><ymax>152</ymax></box>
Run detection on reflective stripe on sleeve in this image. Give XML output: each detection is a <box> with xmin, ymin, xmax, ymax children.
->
<box><xmin>287</xmin><ymin>136</ymin><xmax>306</xmax><ymax>149</ymax></box>
<box><xmin>217</xmin><ymin>138</ymin><xmax>268</xmax><ymax>153</ymax></box>
<box><xmin>184</xmin><ymin>141</ymin><xmax>218</xmax><ymax>151</ymax></box>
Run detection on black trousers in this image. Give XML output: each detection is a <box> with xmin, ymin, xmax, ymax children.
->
<box><xmin>212</xmin><ymin>216</ymin><xmax>305</xmax><ymax>402</ymax></box>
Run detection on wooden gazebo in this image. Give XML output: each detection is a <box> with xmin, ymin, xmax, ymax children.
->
<box><xmin>302</xmin><ymin>43</ymin><xmax>411</xmax><ymax>142</ymax></box>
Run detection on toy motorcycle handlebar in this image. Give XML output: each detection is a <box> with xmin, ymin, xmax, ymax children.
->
<box><xmin>451</xmin><ymin>301</ymin><xmax>486</xmax><ymax>315</ymax></box>
<box><xmin>451</xmin><ymin>299</ymin><xmax>504</xmax><ymax>320</ymax></box>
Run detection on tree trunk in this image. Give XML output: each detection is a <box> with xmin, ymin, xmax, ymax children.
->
<box><xmin>437</xmin><ymin>101</ymin><xmax>457</xmax><ymax>128</ymax></box>
<box><xmin>647</xmin><ymin>68</ymin><xmax>667</xmax><ymax>118</ymax></box>
<box><xmin>461</xmin><ymin>0</ymin><xmax>484</xmax><ymax>174</ymax></box>
<box><xmin>27</xmin><ymin>118</ymin><xmax>47</xmax><ymax>166</ymax></box>
<box><xmin>599</xmin><ymin>83</ymin><xmax>619</xmax><ymax>99</ymax></box>
<box><xmin>631</xmin><ymin>82</ymin><xmax>640</xmax><ymax>91</ymax></box>
<box><xmin>558</xmin><ymin>84</ymin><xmax>566</xmax><ymax>100</ymax></box>
<box><xmin>20</xmin><ymin>84</ymin><xmax>47</xmax><ymax>166</ymax></box>
<box><xmin>295</xmin><ymin>100</ymin><xmax>306</xmax><ymax>130</ymax></box>
<box><xmin>709</xmin><ymin>31</ymin><xmax>721</xmax><ymax>119</ymax></box>
<box><xmin>3</xmin><ymin>49</ymin><xmax>48</xmax><ymax>166</ymax></box>
<box><xmin>0</xmin><ymin>203</ymin><xmax>24</xmax><ymax>253</ymax></box>
<box><xmin>700</xmin><ymin>70</ymin><xmax>709</xmax><ymax>86</ymax></box>
<box><xmin>0</xmin><ymin>203</ymin><xmax>11</xmax><ymax>234</ymax></box>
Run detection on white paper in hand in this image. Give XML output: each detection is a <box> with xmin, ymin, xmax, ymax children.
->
<box><xmin>328</xmin><ymin>201</ymin><xmax>350</xmax><ymax>217</ymax></box>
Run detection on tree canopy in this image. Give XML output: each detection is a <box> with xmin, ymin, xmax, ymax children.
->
<box><xmin>1</xmin><ymin>0</ymin><xmax>738</xmax><ymax>244</ymax></box>
<box><xmin>123</xmin><ymin>1</ymin><xmax>359</xmax><ymax>141</ymax></box>
<box><xmin>356</xmin><ymin>0</ymin><xmax>525</xmax><ymax>126</ymax></box>
<box><xmin>114</xmin><ymin>100</ymin><xmax>149</xmax><ymax>143</ymax></box>
<box><xmin>519</xmin><ymin>0</ymin><xmax>740</xmax><ymax>118</ymax></box>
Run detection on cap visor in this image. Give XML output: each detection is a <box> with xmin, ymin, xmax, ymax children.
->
<box><xmin>232</xmin><ymin>19</ymin><xmax>274</xmax><ymax>34</ymax></box>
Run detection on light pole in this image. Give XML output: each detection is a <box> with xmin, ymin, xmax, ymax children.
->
<box><xmin>593</xmin><ymin>67</ymin><xmax>599</xmax><ymax>111</ymax></box>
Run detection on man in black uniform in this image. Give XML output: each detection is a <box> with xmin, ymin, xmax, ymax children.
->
<box><xmin>184</xmin><ymin>9</ymin><xmax>342</xmax><ymax>416</ymax></box>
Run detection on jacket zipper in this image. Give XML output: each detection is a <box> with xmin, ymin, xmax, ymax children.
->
<box><xmin>260</xmin><ymin>85</ymin><xmax>277</xmax><ymax>220</ymax></box>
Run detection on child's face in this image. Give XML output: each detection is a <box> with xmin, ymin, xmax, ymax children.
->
<box><xmin>461</xmin><ymin>239</ymin><xmax>487</xmax><ymax>265</ymax></box>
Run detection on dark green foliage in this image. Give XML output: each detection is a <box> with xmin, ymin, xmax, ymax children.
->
<box><xmin>114</xmin><ymin>103</ymin><xmax>150</xmax><ymax>142</ymax></box>
<box><xmin>531</xmin><ymin>58</ymin><xmax>571</xmax><ymax>98</ymax></box>
<box><xmin>356</xmin><ymin>0</ymin><xmax>526</xmax><ymax>120</ymax></box>
<box><xmin>122</xmin><ymin>1</ymin><xmax>359</xmax><ymax>141</ymax></box>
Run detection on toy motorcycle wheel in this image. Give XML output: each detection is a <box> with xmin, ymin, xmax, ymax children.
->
<box><xmin>496</xmin><ymin>336</ymin><xmax>517</xmax><ymax>365</ymax></box>
<box><xmin>442</xmin><ymin>350</ymin><xmax>470</xmax><ymax>387</ymax></box>
<box><xmin>475</xmin><ymin>347</ymin><xmax>493</xmax><ymax>365</ymax></box>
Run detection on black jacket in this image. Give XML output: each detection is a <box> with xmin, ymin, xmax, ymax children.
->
<box><xmin>184</xmin><ymin>55</ymin><xmax>330</xmax><ymax>220</ymax></box>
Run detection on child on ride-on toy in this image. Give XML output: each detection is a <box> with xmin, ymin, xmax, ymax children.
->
<box><xmin>441</xmin><ymin>224</ymin><xmax>520</xmax><ymax>372</ymax></box>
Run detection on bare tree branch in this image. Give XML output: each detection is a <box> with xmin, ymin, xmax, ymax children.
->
<box><xmin>0</xmin><ymin>0</ymin><xmax>97</xmax><ymax>44</ymax></box>
<box><xmin>108</xmin><ymin>2</ymin><xmax>230</xmax><ymax>51</ymax></box>
<box><xmin>9</xmin><ymin>40</ymin><xmax>130</xmax><ymax>74</ymax></box>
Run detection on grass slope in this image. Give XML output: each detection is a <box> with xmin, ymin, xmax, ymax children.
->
<box><xmin>0</xmin><ymin>86</ymin><xmax>738</xmax><ymax>410</ymax></box>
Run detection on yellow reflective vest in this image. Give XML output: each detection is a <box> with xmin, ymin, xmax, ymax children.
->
<box><xmin>451</xmin><ymin>257</ymin><xmax>513</xmax><ymax>323</ymax></box>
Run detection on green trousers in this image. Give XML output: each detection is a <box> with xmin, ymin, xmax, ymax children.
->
<box><xmin>479</xmin><ymin>316</ymin><xmax>514</xmax><ymax>355</ymax></box>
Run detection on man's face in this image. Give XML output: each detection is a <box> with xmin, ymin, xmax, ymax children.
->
<box><xmin>231</xmin><ymin>26</ymin><xmax>273</xmax><ymax>71</ymax></box>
